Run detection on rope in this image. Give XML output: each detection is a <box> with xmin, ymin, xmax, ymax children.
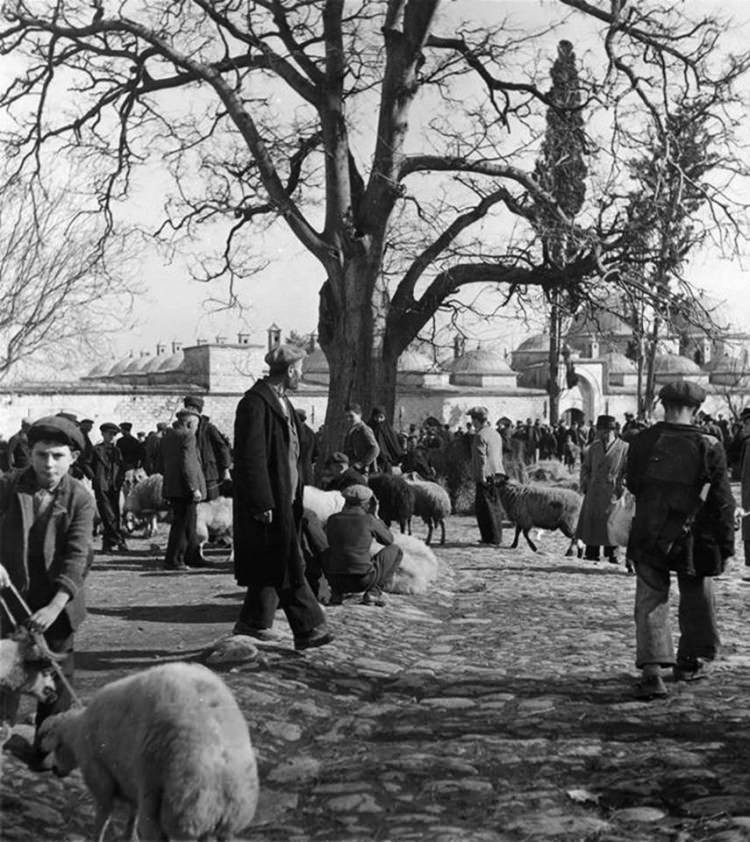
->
<box><xmin>2</xmin><ymin>582</ymin><xmax>84</xmax><ymax>709</ymax></box>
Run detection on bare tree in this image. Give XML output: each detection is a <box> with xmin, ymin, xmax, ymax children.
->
<box><xmin>0</xmin><ymin>176</ymin><xmax>136</xmax><ymax>380</ymax></box>
<box><xmin>1</xmin><ymin>1</ymin><xmax>749</xmax><ymax>445</ymax></box>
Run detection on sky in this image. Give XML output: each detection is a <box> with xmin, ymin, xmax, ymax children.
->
<box><xmin>4</xmin><ymin>0</ymin><xmax>750</xmax><ymax>375</ymax></box>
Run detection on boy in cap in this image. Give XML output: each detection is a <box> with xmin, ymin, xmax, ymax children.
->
<box><xmin>233</xmin><ymin>344</ymin><xmax>333</xmax><ymax>649</ymax></box>
<box><xmin>323</xmin><ymin>485</ymin><xmax>403</xmax><ymax>606</ymax></box>
<box><xmin>627</xmin><ymin>380</ymin><xmax>734</xmax><ymax>699</ymax></box>
<box><xmin>91</xmin><ymin>422</ymin><xmax>128</xmax><ymax>552</ymax></box>
<box><xmin>0</xmin><ymin>416</ymin><xmax>95</xmax><ymax>752</ymax></box>
<box><xmin>324</xmin><ymin>451</ymin><xmax>368</xmax><ymax>493</ymax></box>
<box><xmin>342</xmin><ymin>403</ymin><xmax>379</xmax><ymax>475</ymax></box>
<box><xmin>577</xmin><ymin>415</ymin><xmax>628</xmax><ymax>565</ymax></box>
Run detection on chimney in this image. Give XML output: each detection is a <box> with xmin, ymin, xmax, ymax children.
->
<box><xmin>171</xmin><ymin>341</ymin><xmax>183</xmax><ymax>354</ymax></box>
<box><xmin>140</xmin><ymin>350</ymin><xmax>150</xmax><ymax>358</ymax></box>
<box><xmin>215</xmin><ymin>335</ymin><xmax>227</xmax><ymax>345</ymax></box>
<box><xmin>453</xmin><ymin>334</ymin><xmax>466</xmax><ymax>359</ymax></box>
<box><xmin>156</xmin><ymin>342</ymin><xmax>167</xmax><ymax>356</ymax></box>
<box><xmin>237</xmin><ymin>332</ymin><xmax>250</xmax><ymax>345</ymax></box>
<box><xmin>267</xmin><ymin>323</ymin><xmax>281</xmax><ymax>352</ymax></box>
<box><xmin>196</xmin><ymin>338</ymin><xmax>208</xmax><ymax>346</ymax></box>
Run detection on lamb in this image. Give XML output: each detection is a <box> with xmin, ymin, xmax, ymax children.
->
<box><xmin>402</xmin><ymin>472</ymin><xmax>451</xmax><ymax>545</ymax></box>
<box><xmin>368</xmin><ymin>473</ymin><xmax>415</xmax><ymax>534</ymax></box>
<box><xmin>123</xmin><ymin>473</ymin><xmax>168</xmax><ymax>537</ymax></box>
<box><xmin>38</xmin><ymin>662</ymin><xmax>259</xmax><ymax>842</ymax></box>
<box><xmin>302</xmin><ymin>486</ymin><xmax>345</xmax><ymax>525</ymax></box>
<box><xmin>495</xmin><ymin>475</ymin><xmax>583</xmax><ymax>555</ymax></box>
<box><xmin>196</xmin><ymin>496</ymin><xmax>233</xmax><ymax>562</ymax></box>
<box><xmin>0</xmin><ymin>628</ymin><xmax>59</xmax><ymax>711</ymax></box>
<box><xmin>388</xmin><ymin>533</ymin><xmax>440</xmax><ymax>594</ymax></box>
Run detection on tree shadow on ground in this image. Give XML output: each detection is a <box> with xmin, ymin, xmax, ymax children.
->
<box><xmin>88</xmin><ymin>602</ymin><xmax>238</xmax><ymax>624</ymax></box>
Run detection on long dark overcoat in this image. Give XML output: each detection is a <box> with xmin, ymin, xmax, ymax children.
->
<box><xmin>233</xmin><ymin>379</ymin><xmax>305</xmax><ymax>589</ymax></box>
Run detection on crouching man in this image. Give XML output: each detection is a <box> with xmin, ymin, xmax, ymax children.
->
<box><xmin>323</xmin><ymin>485</ymin><xmax>403</xmax><ymax>606</ymax></box>
<box><xmin>0</xmin><ymin>416</ymin><xmax>95</xmax><ymax>758</ymax></box>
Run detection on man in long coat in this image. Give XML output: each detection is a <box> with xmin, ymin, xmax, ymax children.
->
<box><xmin>183</xmin><ymin>394</ymin><xmax>232</xmax><ymax>499</ymax></box>
<box><xmin>739</xmin><ymin>407</ymin><xmax>750</xmax><ymax>566</ymax></box>
<box><xmin>468</xmin><ymin>406</ymin><xmax>505</xmax><ymax>545</ymax></box>
<box><xmin>577</xmin><ymin>415</ymin><xmax>629</xmax><ymax>564</ymax></box>
<box><xmin>91</xmin><ymin>422</ymin><xmax>128</xmax><ymax>552</ymax></box>
<box><xmin>232</xmin><ymin>344</ymin><xmax>332</xmax><ymax>651</ymax></box>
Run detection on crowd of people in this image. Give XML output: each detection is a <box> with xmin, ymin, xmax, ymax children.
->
<box><xmin>0</xmin><ymin>339</ymin><xmax>746</xmax><ymax>765</ymax></box>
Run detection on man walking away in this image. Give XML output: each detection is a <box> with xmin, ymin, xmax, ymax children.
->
<box><xmin>628</xmin><ymin>380</ymin><xmax>734</xmax><ymax>700</ymax></box>
<box><xmin>161</xmin><ymin>409</ymin><xmax>206</xmax><ymax>571</ymax></box>
<box><xmin>91</xmin><ymin>422</ymin><xmax>128</xmax><ymax>552</ymax></box>
<box><xmin>183</xmin><ymin>395</ymin><xmax>232</xmax><ymax>500</ymax></box>
<box><xmin>468</xmin><ymin>406</ymin><xmax>505</xmax><ymax>546</ymax></box>
<box><xmin>577</xmin><ymin>415</ymin><xmax>629</xmax><ymax>565</ymax></box>
<box><xmin>232</xmin><ymin>344</ymin><xmax>332</xmax><ymax>650</ymax></box>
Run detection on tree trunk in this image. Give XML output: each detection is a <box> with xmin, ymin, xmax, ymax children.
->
<box><xmin>548</xmin><ymin>295</ymin><xmax>562</xmax><ymax>424</ymax></box>
<box><xmin>643</xmin><ymin>316</ymin><xmax>660</xmax><ymax>420</ymax></box>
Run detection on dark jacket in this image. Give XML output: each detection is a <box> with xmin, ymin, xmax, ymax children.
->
<box><xmin>343</xmin><ymin>421</ymin><xmax>379</xmax><ymax>472</ymax></box>
<box><xmin>0</xmin><ymin>469</ymin><xmax>94</xmax><ymax>631</ymax></box>
<box><xmin>325</xmin><ymin>506</ymin><xmax>394</xmax><ymax>577</ymax></box>
<box><xmin>196</xmin><ymin>415</ymin><xmax>232</xmax><ymax>500</ymax></box>
<box><xmin>160</xmin><ymin>427</ymin><xmax>206</xmax><ymax>500</ymax></box>
<box><xmin>627</xmin><ymin>421</ymin><xmax>734</xmax><ymax>576</ymax></box>
<box><xmin>116</xmin><ymin>433</ymin><xmax>145</xmax><ymax>471</ymax></box>
<box><xmin>233</xmin><ymin>380</ymin><xmax>306</xmax><ymax>589</ymax></box>
<box><xmin>298</xmin><ymin>422</ymin><xmax>318</xmax><ymax>488</ymax></box>
<box><xmin>7</xmin><ymin>431</ymin><xmax>30</xmax><ymax>470</ymax></box>
<box><xmin>327</xmin><ymin>466</ymin><xmax>368</xmax><ymax>492</ymax></box>
<box><xmin>91</xmin><ymin>442</ymin><xmax>124</xmax><ymax>493</ymax></box>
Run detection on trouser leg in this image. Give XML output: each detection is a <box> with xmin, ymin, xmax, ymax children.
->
<box><xmin>584</xmin><ymin>545</ymin><xmax>601</xmax><ymax>561</ymax></box>
<box><xmin>634</xmin><ymin>560</ymin><xmax>675</xmax><ymax>668</ymax></box>
<box><xmin>95</xmin><ymin>489</ymin><xmax>119</xmax><ymax>547</ymax></box>
<box><xmin>676</xmin><ymin>574</ymin><xmax>720</xmax><ymax>662</ymax></box>
<box><xmin>744</xmin><ymin>540</ymin><xmax>750</xmax><ymax>567</ymax></box>
<box><xmin>371</xmin><ymin>544</ymin><xmax>404</xmax><ymax>589</ymax></box>
<box><xmin>475</xmin><ymin>482</ymin><xmax>503</xmax><ymax>544</ymax></box>
<box><xmin>237</xmin><ymin>586</ymin><xmax>280</xmax><ymax>630</ymax></box>
<box><xmin>165</xmin><ymin>498</ymin><xmax>189</xmax><ymax>567</ymax></box>
<box><xmin>277</xmin><ymin>580</ymin><xmax>326</xmax><ymax>636</ymax></box>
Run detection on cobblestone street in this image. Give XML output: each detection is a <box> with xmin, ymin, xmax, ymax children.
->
<box><xmin>3</xmin><ymin>514</ymin><xmax>750</xmax><ymax>841</ymax></box>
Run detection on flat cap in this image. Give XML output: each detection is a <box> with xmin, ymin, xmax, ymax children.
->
<box><xmin>156</xmin><ymin>421</ymin><xmax>169</xmax><ymax>431</ymax></box>
<box><xmin>295</xmin><ymin>408</ymin><xmax>307</xmax><ymax>420</ymax></box>
<box><xmin>184</xmin><ymin>394</ymin><xmax>205</xmax><ymax>412</ymax></box>
<box><xmin>264</xmin><ymin>343</ymin><xmax>306</xmax><ymax>370</ymax></box>
<box><xmin>80</xmin><ymin>418</ymin><xmax>94</xmax><ymax>426</ymax></box>
<box><xmin>119</xmin><ymin>422</ymin><xmax>133</xmax><ymax>431</ymax></box>
<box><xmin>176</xmin><ymin>407</ymin><xmax>200</xmax><ymax>419</ymax></box>
<box><xmin>28</xmin><ymin>416</ymin><xmax>85</xmax><ymax>451</ymax></box>
<box><xmin>658</xmin><ymin>380</ymin><xmax>706</xmax><ymax>408</ymax></box>
<box><xmin>100</xmin><ymin>422</ymin><xmax>120</xmax><ymax>434</ymax></box>
<box><xmin>467</xmin><ymin>406</ymin><xmax>489</xmax><ymax>420</ymax></box>
<box><xmin>596</xmin><ymin>414</ymin><xmax>617</xmax><ymax>430</ymax></box>
<box><xmin>341</xmin><ymin>484</ymin><xmax>374</xmax><ymax>504</ymax></box>
<box><xmin>328</xmin><ymin>451</ymin><xmax>349</xmax><ymax>465</ymax></box>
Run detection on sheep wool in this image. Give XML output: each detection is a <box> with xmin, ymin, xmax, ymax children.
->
<box><xmin>39</xmin><ymin>662</ymin><xmax>259</xmax><ymax>842</ymax></box>
<box><xmin>402</xmin><ymin>473</ymin><xmax>452</xmax><ymax>545</ymax></box>
<box><xmin>368</xmin><ymin>473</ymin><xmax>415</xmax><ymax>534</ymax></box>
<box><xmin>302</xmin><ymin>486</ymin><xmax>345</xmax><ymax>525</ymax></box>
<box><xmin>496</xmin><ymin>477</ymin><xmax>582</xmax><ymax>555</ymax></box>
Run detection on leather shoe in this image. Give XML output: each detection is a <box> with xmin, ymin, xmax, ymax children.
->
<box><xmin>294</xmin><ymin>625</ymin><xmax>333</xmax><ymax>651</ymax></box>
<box><xmin>232</xmin><ymin>622</ymin><xmax>282</xmax><ymax>642</ymax></box>
<box><xmin>634</xmin><ymin>674</ymin><xmax>668</xmax><ymax>700</ymax></box>
<box><xmin>673</xmin><ymin>657</ymin><xmax>710</xmax><ymax>682</ymax></box>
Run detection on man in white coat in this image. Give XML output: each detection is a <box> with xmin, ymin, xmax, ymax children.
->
<box><xmin>577</xmin><ymin>414</ymin><xmax>629</xmax><ymax>564</ymax></box>
<box><xmin>468</xmin><ymin>406</ymin><xmax>505</xmax><ymax>545</ymax></box>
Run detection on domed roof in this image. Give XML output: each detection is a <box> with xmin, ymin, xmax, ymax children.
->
<box><xmin>448</xmin><ymin>346</ymin><xmax>514</xmax><ymax>374</ymax></box>
<box><xmin>569</xmin><ymin>310</ymin><xmax>632</xmax><ymax>337</ymax></box>
<box><xmin>302</xmin><ymin>347</ymin><xmax>329</xmax><ymax>374</ymax></box>
<box><xmin>142</xmin><ymin>354</ymin><xmax>167</xmax><ymax>373</ymax></box>
<box><xmin>158</xmin><ymin>350</ymin><xmax>184</xmax><ymax>371</ymax></box>
<box><xmin>515</xmin><ymin>333</ymin><xmax>550</xmax><ymax>353</ymax></box>
<box><xmin>398</xmin><ymin>349</ymin><xmax>436</xmax><ymax>372</ymax></box>
<box><xmin>707</xmin><ymin>353</ymin><xmax>747</xmax><ymax>374</ymax></box>
<box><xmin>654</xmin><ymin>353</ymin><xmax>702</xmax><ymax>375</ymax></box>
<box><xmin>109</xmin><ymin>356</ymin><xmax>134</xmax><ymax>376</ymax></box>
<box><xmin>123</xmin><ymin>357</ymin><xmax>145</xmax><ymax>374</ymax></box>
<box><xmin>86</xmin><ymin>362</ymin><xmax>111</xmax><ymax>378</ymax></box>
<box><xmin>599</xmin><ymin>351</ymin><xmax>637</xmax><ymax>374</ymax></box>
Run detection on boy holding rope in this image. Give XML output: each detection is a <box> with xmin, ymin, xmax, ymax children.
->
<box><xmin>0</xmin><ymin>416</ymin><xmax>94</xmax><ymax>757</ymax></box>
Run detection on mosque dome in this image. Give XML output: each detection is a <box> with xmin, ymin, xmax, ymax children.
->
<box><xmin>142</xmin><ymin>355</ymin><xmax>167</xmax><ymax>373</ymax></box>
<box><xmin>514</xmin><ymin>333</ymin><xmax>550</xmax><ymax>354</ymax></box>
<box><xmin>123</xmin><ymin>357</ymin><xmax>144</xmax><ymax>374</ymax></box>
<box><xmin>158</xmin><ymin>350</ymin><xmax>184</xmax><ymax>372</ymax></box>
<box><xmin>447</xmin><ymin>346</ymin><xmax>514</xmax><ymax>375</ymax></box>
<box><xmin>653</xmin><ymin>353</ymin><xmax>702</xmax><ymax>375</ymax></box>
<box><xmin>599</xmin><ymin>351</ymin><xmax>637</xmax><ymax>374</ymax></box>
<box><xmin>397</xmin><ymin>349</ymin><xmax>436</xmax><ymax>372</ymax></box>
<box><xmin>108</xmin><ymin>356</ymin><xmax>134</xmax><ymax>376</ymax></box>
<box><xmin>86</xmin><ymin>362</ymin><xmax>111</xmax><ymax>378</ymax></box>
<box><xmin>302</xmin><ymin>347</ymin><xmax>329</xmax><ymax>375</ymax></box>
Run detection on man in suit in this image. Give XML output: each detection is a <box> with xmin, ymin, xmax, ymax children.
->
<box><xmin>91</xmin><ymin>422</ymin><xmax>127</xmax><ymax>552</ymax></box>
<box><xmin>160</xmin><ymin>409</ymin><xmax>206</xmax><ymax>571</ymax></box>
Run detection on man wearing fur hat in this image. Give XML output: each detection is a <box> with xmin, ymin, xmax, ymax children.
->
<box><xmin>577</xmin><ymin>415</ymin><xmax>629</xmax><ymax>565</ymax></box>
<box><xmin>627</xmin><ymin>380</ymin><xmax>734</xmax><ymax>700</ymax></box>
<box><xmin>232</xmin><ymin>344</ymin><xmax>332</xmax><ymax>650</ymax></box>
<box><xmin>183</xmin><ymin>394</ymin><xmax>232</xmax><ymax>500</ymax></box>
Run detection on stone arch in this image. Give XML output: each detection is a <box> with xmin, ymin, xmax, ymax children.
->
<box><xmin>560</xmin><ymin>367</ymin><xmax>601</xmax><ymax>424</ymax></box>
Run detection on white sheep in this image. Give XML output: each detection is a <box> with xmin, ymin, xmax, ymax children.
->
<box><xmin>196</xmin><ymin>496</ymin><xmax>234</xmax><ymax>562</ymax></box>
<box><xmin>302</xmin><ymin>486</ymin><xmax>345</xmax><ymax>525</ymax></box>
<box><xmin>38</xmin><ymin>662</ymin><xmax>259</xmax><ymax>842</ymax></box>
<box><xmin>387</xmin><ymin>533</ymin><xmax>440</xmax><ymax>594</ymax></box>
<box><xmin>402</xmin><ymin>472</ymin><xmax>452</xmax><ymax>545</ymax></box>
<box><xmin>123</xmin><ymin>473</ymin><xmax>168</xmax><ymax>537</ymax></box>
<box><xmin>495</xmin><ymin>475</ymin><xmax>583</xmax><ymax>556</ymax></box>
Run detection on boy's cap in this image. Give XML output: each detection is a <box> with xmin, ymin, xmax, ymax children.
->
<box><xmin>176</xmin><ymin>408</ymin><xmax>200</xmax><ymax>419</ymax></box>
<box><xmin>658</xmin><ymin>380</ymin><xmax>706</xmax><ymax>407</ymax></box>
<box><xmin>119</xmin><ymin>422</ymin><xmax>133</xmax><ymax>431</ymax></box>
<box><xmin>342</xmin><ymin>484</ymin><xmax>373</xmax><ymax>504</ymax></box>
<box><xmin>184</xmin><ymin>394</ymin><xmax>205</xmax><ymax>411</ymax></box>
<box><xmin>28</xmin><ymin>416</ymin><xmax>85</xmax><ymax>451</ymax></box>
<box><xmin>100</xmin><ymin>422</ymin><xmax>120</xmax><ymax>434</ymax></box>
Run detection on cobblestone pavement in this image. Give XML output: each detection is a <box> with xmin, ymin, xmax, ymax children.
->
<box><xmin>3</xmin><ymin>513</ymin><xmax>750</xmax><ymax>841</ymax></box>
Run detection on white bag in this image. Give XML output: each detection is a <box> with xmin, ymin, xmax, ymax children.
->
<box><xmin>607</xmin><ymin>490</ymin><xmax>636</xmax><ymax>547</ymax></box>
